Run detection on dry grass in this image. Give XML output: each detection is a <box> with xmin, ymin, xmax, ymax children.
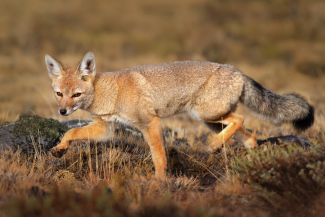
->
<box><xmin>0</xmin><ymin>120</ymin><xmax>324</xmax><ymax>216</ymax></box>
<box><xmin>1</xmin><ymin>0</ymin><xmax>325</xmax><ymax>216</ymax></box>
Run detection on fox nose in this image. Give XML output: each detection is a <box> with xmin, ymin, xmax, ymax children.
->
<box><xmin>59</xmin><ymin>109</ymin><xmax>67</xmax><ymax>115</ymax></box>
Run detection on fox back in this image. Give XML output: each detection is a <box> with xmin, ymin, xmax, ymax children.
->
<box><xmin>107</xmin><ymin>61</ymin><xmax>244</xmax><ymax>119</ymax></box>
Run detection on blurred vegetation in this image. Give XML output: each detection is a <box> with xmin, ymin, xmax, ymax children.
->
<box><xmin>1</xmin><ymin>0</ymin><xmax>325</xmax><ymax>73</ymax></box>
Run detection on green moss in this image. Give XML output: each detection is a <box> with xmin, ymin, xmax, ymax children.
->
<box><xmin>0</xmin><ymin>121</ymin><xmax>13</xmax><ymax>128</ymax></box>
<box><xmin>13</xmin><ymin>115</ymin><xmax>67</xmax><ymax>138</ymax></box>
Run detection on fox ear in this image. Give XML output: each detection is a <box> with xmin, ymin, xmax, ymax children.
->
<box><xmin>77</xmin><ymin>52</ymin><xmax>96</xmax><ymax>76</ymax></box>
<box><xmin>45</xmin><ymin>55</ymin><xmax>63</xmax><ymax>78</ymax></box>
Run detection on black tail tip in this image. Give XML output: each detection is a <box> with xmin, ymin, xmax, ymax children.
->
<box><xmin>292</xmin><ymin>105</ymin><xmax>315</xmax><ymax>131</ymax></box>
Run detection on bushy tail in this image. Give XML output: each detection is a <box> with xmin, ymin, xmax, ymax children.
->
<box><xmin>240</xmin><ymin>75</ymin><xmax>314</xmax><ymax>131</ymax></box>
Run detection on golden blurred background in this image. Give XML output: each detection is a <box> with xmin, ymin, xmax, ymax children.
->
<box><xmin>1</xmin><ymin>0</ymin><xmax>325</xmax><ymax>127</ymax></box>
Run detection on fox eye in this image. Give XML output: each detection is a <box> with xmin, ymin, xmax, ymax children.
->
<box><xmin>72</xmin><ymin>93</ymin><xmax>81</xmax><ymax>97</ymax></box>
<box><xmin>56</xmin><ymin>92</ymin><xmax>63</xmax><ymax>97</ymax></box>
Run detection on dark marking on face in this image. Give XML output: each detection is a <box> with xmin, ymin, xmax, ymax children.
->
<box><xmin>81</xmin><ymin>76</ymin><xmax>88</xmax><ymax>82</ymax></box>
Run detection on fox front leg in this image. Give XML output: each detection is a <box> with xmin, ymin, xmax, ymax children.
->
<box><xmin>51</xmin><ymin>119</ymin><xmax>111</xmax><ymax>158</ymax></box>
<box><xmin>139</xmin><ymin>117</ymin><xmax>167</xmax><ymax>180</ymax></box>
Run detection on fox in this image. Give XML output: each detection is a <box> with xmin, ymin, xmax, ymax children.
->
<box><xmin>45</xmin><ymin>52</ymin><xmax>314</xmax><ymax>179</ymax></box>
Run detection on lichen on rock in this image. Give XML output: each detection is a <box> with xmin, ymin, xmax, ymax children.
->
<box><xmin>13</xmin><ymin>115</ymin><xmax>67</xmax><ymax>138</ymax></box>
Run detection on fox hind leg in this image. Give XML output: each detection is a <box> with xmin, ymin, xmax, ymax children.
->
<box><xmin>204</xmin><ymin>112</ymin><xmax>257</xmax><ymax>152</ymax></box>
<box><xmin>206</xmin><ymin>122</ymin><xmax>258</xmax><ymax>151</ymax></box>
<box><xmin>236</xmin><ymin>127</ymin><xmax>258</xmax><ymax>149</ymax></box>
<box><xmin>206</xmin><ymin>112</ymin><xmax>243</xmax><ymax>152</ymax></box>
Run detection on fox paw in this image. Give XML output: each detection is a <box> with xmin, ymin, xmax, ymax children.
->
<box><xmin>51</xmin><ymin>147</ymin><xmax>68</xmax><ymax>158</ymax></box>
<box><xmin>207</xmin><ymin>142</ymin><xmax>223</xmax><ymax>153</ymax></box>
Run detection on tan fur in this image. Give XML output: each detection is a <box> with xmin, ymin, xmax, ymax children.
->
<box><xmin>53</xmin><ymin>117</ymin><xmax>110</xmax><ymax>151</ymax></box>
<box><xmin>45</xmin><ymin>52</ymin><xmax>263</xmax><ymax>179</ymax></box>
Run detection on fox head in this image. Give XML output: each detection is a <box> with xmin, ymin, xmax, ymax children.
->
<box><xmin>45</xmin><ymin>52</ymin><xmax>96</xmax><ymax>116</ymax></box>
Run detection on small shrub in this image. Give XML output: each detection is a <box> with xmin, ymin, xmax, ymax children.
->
<box><xmin>232</xmin><ymin>140</ymin><xmax>325</xmax><ymax>207</ymax></box>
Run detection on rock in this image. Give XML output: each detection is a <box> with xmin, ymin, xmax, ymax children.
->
<box><xmin>0</xmin><ymin>115</ymin><xmax>67</xmax><ymax>155</ymax></box>
<box><xmin>257</xmin><ymin>135</ymin><xmax>310</xmax><ymax>148</ymax></box>
<box><xmin>114</xmin><ymin>123</ymin><xmax>143</xmax><ymax>139</ymax></box>
<box><xmin>0</xmin><ymin>122</ymin><xmax>16</xmax><ymax>150</ymax></box>
<box><xmin>61</xmin><ymin>119</ymin><xmax>93</xmax><ymax>130</ymax></box>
